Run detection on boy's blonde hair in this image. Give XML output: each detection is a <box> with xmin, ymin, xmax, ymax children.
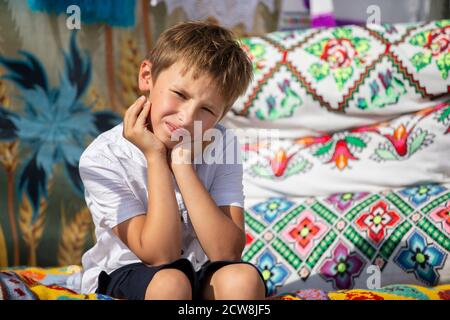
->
<box><xmin>147</xmin><ymin>20</ymin><xmax>253</xmax><ymax>119</ymax></box>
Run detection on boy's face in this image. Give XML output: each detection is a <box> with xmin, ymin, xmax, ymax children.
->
<box><xmin>138</xmin><ymin>60</ymin><xmax>226</xmax><ymax>150</ymax></box>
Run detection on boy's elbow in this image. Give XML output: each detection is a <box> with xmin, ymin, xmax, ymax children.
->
<box><xmin>138</xmin><ymin>234</ymin><xmax>182</xmax><ymax>266</ymax></box>
<box><xmin>137</xmin><ymin>241</ymin><xmax>182</xmax><ymax>266</ymax></box>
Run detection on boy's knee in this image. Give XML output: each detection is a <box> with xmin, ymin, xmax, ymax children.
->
<box><xmin>145</xmin><ymin>268</ymin><xmax>192</xmax><ymax>300</ymax></box>
<box><xmin>217</xmin><ymin>264</ymin><xmax>264</xmax><ymax>291</ymax></box>
<box><xmin>207</xmin><ymin>263</ymin><xmax>266</xmax><ymax>299</ymax></box>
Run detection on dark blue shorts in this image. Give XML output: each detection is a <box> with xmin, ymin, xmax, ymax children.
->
<box><xmin>95</xmin><ymin>258</ymin><xmax>268</xmax><ymax>300</ymax></box>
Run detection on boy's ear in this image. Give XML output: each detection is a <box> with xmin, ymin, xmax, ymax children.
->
<box><xmin>138</xmin><ymin>59</ymin><xmax>153</xmax><ymax>92</ymax></box>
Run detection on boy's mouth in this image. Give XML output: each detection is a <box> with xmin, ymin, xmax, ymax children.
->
<box><xmin>165</xmin><ymin>121</ymin><xmax>182</xmax><ymax>133</ymax></box>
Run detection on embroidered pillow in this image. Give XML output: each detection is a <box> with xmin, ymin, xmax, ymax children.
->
<box><xmin>240</xmin><ymin>101</ymin><xmax>450</xmax><ymax>198</ymax></box>
<box><xmin>224</xmin><ymin>20</ymin><xmax>450</xmax><ymax>138</ymax></box>
<box><xmin>242</xmin><ymin>183</ymin><xmax>450</xmax><ymax>296</ymax></box>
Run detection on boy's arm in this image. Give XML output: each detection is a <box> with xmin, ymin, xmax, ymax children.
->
<box><xmin>112</xmin><ymin>97</ymin><xmax>182</xmax><ymax>266</ymax></box>
<box><xmin>112</xmin><ymin>153</ymin><xmax>182</xmax><ymax>266</ymax></box>
<box><xmin>171</xmin><ymin>164</ymin><xmax>246</xmax><ymax>262</ymax></box>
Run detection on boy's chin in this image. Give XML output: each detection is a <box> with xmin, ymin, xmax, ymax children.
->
<box><xmin>159</xmin><ymin>136</ymin><xmax>180</xmax><ymax>150</ymax></box>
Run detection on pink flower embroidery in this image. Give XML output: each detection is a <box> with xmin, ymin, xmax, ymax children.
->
<box><xmin>282</xmin><ymin>211</ymin><xmax>327</xmax><ymax>257</ymax></box>
<box><xmin>429</xmin><ymin>202</ymin><xmax>450</xmax><ymax>235</ymax></box>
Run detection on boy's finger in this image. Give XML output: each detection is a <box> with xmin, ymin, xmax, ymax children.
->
<box><xmin>126</xmin><ymin>96</ymin><xmax>146</xmax><ymax>128</ymax></box>
<box><xmin>136</xmin><ymin>101</ymin><xmax>151</xmax><ymax>127</ymax></box>
<box><xmin>145</xmin><ymin>104</ymin><xmax>153</xmax><ymax>130</ymax></box>
<box><xmin>124</xmin><ymin>96</ymin><xmax>144</xmax><ymax>128</ymax></box>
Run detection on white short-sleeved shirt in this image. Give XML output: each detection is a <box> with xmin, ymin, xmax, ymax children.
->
<box><xmin>78</xmin><ymin>122</ymin><xmax>244</xmax><ymax>294</ymax></box>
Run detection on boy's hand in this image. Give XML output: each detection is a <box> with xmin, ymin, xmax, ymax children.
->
<box><xmin>123</xmin><ymin>96</ymin><xmax>166</xmax><ymax>159</ymax></box>
<box><xmin>170</xmin><ymin>138</ymin><xmax>212</xmax><ymax>169</ymax></box>
<box><xmin>169</xmin><ymin>137</ymin><xmax>196</xmax><ymax>166</ymax></box>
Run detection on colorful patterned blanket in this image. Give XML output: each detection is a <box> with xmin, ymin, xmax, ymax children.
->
<box><xmin>0</xmin><ymin>266</ymin><xmax>448</xmax><ymax>300</ymax></box>
<box><xmin>0</xmin><ymin>266</ymin><xmax>111</xmax><ymax>300</ymax></box>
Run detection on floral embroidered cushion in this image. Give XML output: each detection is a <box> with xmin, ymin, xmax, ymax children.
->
<box><xmin>240</xmin><ymin>100</ymin><xmax>450</xmax><ymax>198</ymax></box>
<box><xmin>223</xmin><ymin>20</ymin><xmax>450</xmax><ymax>138</ymax></box>
<box><xmin>242</xmin><ymin>183</ymin><xmax>450</xmax><ymax>296</ymax></box>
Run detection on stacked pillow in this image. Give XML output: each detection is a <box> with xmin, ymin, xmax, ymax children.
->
<box><xmin>241</xmin><ymin>185</ymin><xmax>449</xmax><ymax>295</ymax></box>
<box><xmin>238</xmin><ymin>100</ymin><xmax>450</xmax><ymax>198</ymax></box>
<box><xmin>223</xmin><ymin>20</ymin><xmax>449</xmax><ymax>137</ymax></box>
<box><xmin>221</xmin><ymin>19</ymin><xmax>450</xmax><ymax>197</ymax></box>
<box><xmin>223</xmin><ymin>20</ymin><xmax>450</xmax><ymax>295</ymax></box>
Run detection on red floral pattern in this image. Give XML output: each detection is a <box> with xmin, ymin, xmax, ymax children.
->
<box><xmin>356</xmin><ymin>201</ymin><xmax>401</xmax><ymax>245</ymax></box>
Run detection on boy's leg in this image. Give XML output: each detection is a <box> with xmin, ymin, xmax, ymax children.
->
<box><xmin>196</xmin><ymin>260</ymin><xmax>267</xmax><ymax>300</ymax></box>
<box><xmin>145</xmin><ymin>268</ymin><xmax>192</xmax><ymax>300</ymax></box>
<box><xmin>97</xmin><ymin>258</ymin><xmax>196</xmax><ymax>300</ymax></box>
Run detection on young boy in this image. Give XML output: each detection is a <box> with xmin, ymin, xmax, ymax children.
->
<box><xmin>78</xmin><ymin>21</ymin><xmax>268</xmax><ymax>300</ymax></box>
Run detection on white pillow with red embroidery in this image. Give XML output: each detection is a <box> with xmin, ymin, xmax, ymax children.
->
<box><xmin>238</xmin><ymin>101</ymin><xmax>450</xmax><ymax>198</ymax></box>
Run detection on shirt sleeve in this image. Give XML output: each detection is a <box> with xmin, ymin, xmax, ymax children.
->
<box><xmin>79</xmin><ymin>151</ymin><xmax>146</xmax><ymax>229</ymax></box>
<box><xmin>209</xmin><ymin>129</ymin><xmax>245</xmax><ymax>208</ymax></box>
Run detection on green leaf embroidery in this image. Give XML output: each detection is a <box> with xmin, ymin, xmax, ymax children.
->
<box><xmin>409</xmin><ymin>31</ymin><xmax>429</xmax><ymax>47</ymax></box>
<box><xmin>392</xmin><ymin>76</ymin><xmax>407</xmax><ymax>94</ymax></box>
<box><xmin>255</xmin><ymin>109</ymin><xmax>266</xmax><ymax>120</ymax></box>
<box><xmin>345</xmin><ymin>136</ymin><xmax>367</xmax><ymax>148</ymax></box>
<box><xmin>375</xmin><ymin>149</ymin><xmax>397</xmax><ymax>160</ymax></box>
<box><xmin>284</xmin><ymin>158</ymin><xmax>311</xmax><ymax>177</ymax></box>
<box><xmin>357</xmin><ymin>98</ymin><xmax>368</xmax><ymax>110</ymax></box>
<box><xmin>314</xmin><ymin>141</ymin><xmax>333</xmax><ymax>156</ymax></box>
<box><xmin>305</xmin><ymin>38</ymin><xmax>329</xmax><ymax>57</ymax></box>
<box><xmin>250</xmin><ymin>164</ymin><xmax>273</xmax><ymax>178</ymax></box>
<box><xmin>436</xmin><ymin>52</ymin><xmax>450</xmax><ymax>80</ymax></box>
<box><xmin>436</xmin><ymin>20</ymin><xmax>450</xmax><ymax>28</ymax></box>
<box><xmin>410</xmin><ymin>51</ymin><xmax>432</xmax><ymax>71</ymax></box>
<box><xmin>354</xmin><ymin>56</ymin><xmax>363</xmax><ymax>68</ymax></box>
<box><xmin>333</xmin><ymin>66</ymin><xmax>353</xmax><ymax>90</ymax></box>
<box><xmin>280</xmin><ymin>88</ymin><xmax>302</xmax><ymax>117</ymax></box>
<box><xmin>438</xmin><ymin>106</ymin><xmax>450</xmax><ymax>123</ymax></box>
<box><xmin>242</xmin><ymin>39</ymin><xmax>265</xmax><ymax>58</ymax></box>
<box><xmin>332</xmin><ymin>27</ymin><xmax>352</xmax><ymax>39</ymax></box>
<box><xmin>351</xmin><ymin>37</ymin><xmax>370</xmax><ymax>54</ymax></box>
<box><xmin>409</xmin><ymin>130</ymin><xmax>427</xmax><ymax>155</ymax></box>
<box><xmin>309</xmin><ymin>62</ymin><xmax>330</xmax><ymax>81</ymax></box>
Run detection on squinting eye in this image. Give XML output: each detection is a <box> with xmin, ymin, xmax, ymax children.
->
<box><xmin>203</xmin><ymin>108</ymin><xmax>214</xmax><ymax>115</ymax></box>
<box><xmin>174</xmin><ymin>91</ymin><xmax>186</xmax><ymax>99</ymax></box>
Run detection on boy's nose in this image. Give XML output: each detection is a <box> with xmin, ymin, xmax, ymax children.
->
<box><xmin>177</xmin><ymin>106</ymin><xmax>195</xmax><ymax>128</ymax></box>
